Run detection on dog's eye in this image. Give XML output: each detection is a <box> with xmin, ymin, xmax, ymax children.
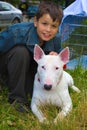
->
<box><xmin>56</xmin><ymin>67</ymin><xmax>59</xmax><ymax>70</ymax></box>
<box><xmin>42</xmin><ymin>66</ymin><xmax>45</xmax><ymax>70</ymax></box>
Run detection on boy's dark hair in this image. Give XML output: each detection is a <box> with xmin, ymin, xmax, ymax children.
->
<box><xmin>35</xmin><ymin>1</ymin><xmax>63</xmax><ymax>24</ymax></box>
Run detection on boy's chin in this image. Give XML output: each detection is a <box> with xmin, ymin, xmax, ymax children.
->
<box><xmin>43</xmin><ymin>38</ymin><xmax>52</xmax><ymax>41</ymax></box>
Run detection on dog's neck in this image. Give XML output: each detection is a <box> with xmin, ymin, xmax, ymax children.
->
<box><xmin>56</xmin><ymin>72</ymin><xmax>63</xmax><ymax>86</ymax></box>
<box><xmin>38</xmin><ymin>77</ymin><xmax>40</xmax><ymax>82</ymax></box>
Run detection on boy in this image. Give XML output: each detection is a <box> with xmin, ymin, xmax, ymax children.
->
<box><xmin>0</xmin><ymin>1</ymin><xmax>63</xmax><ymax>113</ymax></box>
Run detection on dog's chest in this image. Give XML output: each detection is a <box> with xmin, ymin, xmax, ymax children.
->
<box><xmin>34</xmin><ymin>88</ymin><xmax>65</xmax><ymax>107</ymax></box>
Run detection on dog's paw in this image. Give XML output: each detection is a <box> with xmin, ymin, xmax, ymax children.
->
<box><xmin>54</xmin><ymin>112</ymin><xmax>65</xmax><ymax>124</ymax></box>
<box><xmin>39</xmin><ymin>117</ymin><xmax>49</xmax><ymax>124</ymax></box>
<box><xmin>44</xmin><ymin>119</ymin><xmax>49</xmax><ymax>125</ymax></box>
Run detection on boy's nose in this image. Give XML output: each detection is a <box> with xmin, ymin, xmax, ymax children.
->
<box><xmin>46</xmin><ymin>26</ymin><xmax>51</xmax><ymax>31</ymax></box>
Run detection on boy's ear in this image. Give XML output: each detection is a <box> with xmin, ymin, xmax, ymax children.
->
<box><xmin>34</xmin><ymin>16</ymin><xmax>37</xmax><ymax>27</ymax></box>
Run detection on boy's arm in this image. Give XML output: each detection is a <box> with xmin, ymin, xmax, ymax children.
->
<box><xmin>0</xmin><ymin>24</ymin><xmax>26</xmax><ymax>53</ymax></box>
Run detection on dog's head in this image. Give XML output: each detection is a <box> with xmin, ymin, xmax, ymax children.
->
<box><xmin>34</xmin><ymin>44</ymin><xmax>69</xmax><ymax>91</ymax></box>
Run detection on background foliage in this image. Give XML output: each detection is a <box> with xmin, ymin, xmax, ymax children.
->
<box><xmin>3</xmin><ymin>0</ymin><xmax>75</xmax><ymax>7</ymax></box>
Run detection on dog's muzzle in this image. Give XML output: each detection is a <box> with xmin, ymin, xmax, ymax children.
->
<box><xmin>44</xmin><ymin>84</ymin><xmax>52</xmax><ymax>91</ymax></box>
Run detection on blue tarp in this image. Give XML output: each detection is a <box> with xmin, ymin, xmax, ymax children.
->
<box><xmin>63</xmin><ymin>0</ymin><xmax>87</xmax><ymax>17</ymax></box>
<box><xmin>67</xmin><ymin>55</ymin><xmax>87</xmax><ymax>69</ymax></box>
<box><xmin>60</xmin><ymin>0</ymin><xmax>87</xmax><ymax>43</ymax></box>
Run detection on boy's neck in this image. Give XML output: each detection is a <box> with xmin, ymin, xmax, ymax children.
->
<box><xmin>39</xmin><ymin>39</ymin><xmax>44</xmax><ymax>47</ymax></box>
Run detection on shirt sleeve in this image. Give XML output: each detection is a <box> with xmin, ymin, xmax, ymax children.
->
<box><xmin>0</xmin><ymin>27</ymin><xmax>15</xmax><ymax>53</ymax></box>
<box><xmin>0</xmin><ymin>24</ymin><xmax>27</xmax><ymax>53</ymax></box>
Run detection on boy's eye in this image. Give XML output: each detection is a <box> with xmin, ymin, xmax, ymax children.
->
<box><xmin>42</xmin><ymin>22</ymin><xmax>48</xmax><ymax>25</ymax></box>
<box><xmin>52</xmin><ymin>25</ymin><xmax>57</xmax><ymax>28</ymax></box>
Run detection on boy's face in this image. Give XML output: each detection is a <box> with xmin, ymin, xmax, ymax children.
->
<box><xmin>34</xmin><ymin>14</ymin><xmax>60</xmax><ymax>42</ymax></box>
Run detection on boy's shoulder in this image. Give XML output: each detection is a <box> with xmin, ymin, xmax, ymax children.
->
<box><xmin>8</xmin><ymin>22</ymin><xmax>34</xmax><ymax>30</ymax></box>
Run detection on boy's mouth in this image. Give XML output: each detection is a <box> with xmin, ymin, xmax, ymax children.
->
<box><xmin>43</xmin><ymin>33</ymin><xmax>51</xmax><ymax>39</ymax></box>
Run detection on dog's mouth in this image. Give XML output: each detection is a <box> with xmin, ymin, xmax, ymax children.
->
<box><xmin>44</xmin><ymin>84</ymin><xmax>52</xmax><ymax>91</ymax></box>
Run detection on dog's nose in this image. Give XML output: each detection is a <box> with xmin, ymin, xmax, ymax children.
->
<box><xmin>44</xmin><ymin>84</ymin><xmax>52</xmax><ymax>90</ymax></box>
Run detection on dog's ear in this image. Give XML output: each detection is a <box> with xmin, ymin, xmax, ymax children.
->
<box><xmin>59</xmin><ymin>47</ymin><xmax>70</xmax><ymax>64</ymax></box>
<box><xmin>34</xmin><ymin>44</ymin><xmax>45</xmax><ymax>62</ymax></box>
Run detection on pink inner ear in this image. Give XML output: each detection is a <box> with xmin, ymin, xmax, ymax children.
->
<box><xmin>34</xmin><ymin>45</ymin><xmax>44</xmax><ymax>61</ymax></box>
<box><xmin>59</xmin><ymin>47</ymin><xmax>69</xmax><ymax>64</ymax></box>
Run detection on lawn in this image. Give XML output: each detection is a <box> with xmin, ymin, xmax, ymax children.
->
<box><xmin>0</xmin><ymin>68</ymin><xmax>87</xmax><ymax>130</ymax></box>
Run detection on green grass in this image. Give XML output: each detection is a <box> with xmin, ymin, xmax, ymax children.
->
<box><xmin>0</xmin><ymin>68</ymin><xmax>87</xmax><ymax>130</ymax></box>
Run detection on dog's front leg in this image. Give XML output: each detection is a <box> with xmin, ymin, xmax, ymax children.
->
<box><xmin>54</xmin><ymin>104</ymin><xmax>72</xmax><ymax>123</ymax></box>
<box><xmin>31</xmin><ymin>103</ymin><xmax>47</xmax><ymax>123</ymax></box>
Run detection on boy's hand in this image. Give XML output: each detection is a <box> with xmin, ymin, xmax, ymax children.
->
<box><xmin>49</xmin><ymin>51</ymin><xmax>58</xmax><ymax>56</ymax></box>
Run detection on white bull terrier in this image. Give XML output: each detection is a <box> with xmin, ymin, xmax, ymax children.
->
<box><xmin>31</xmin><ymin>44</ymin><xmax>80</xmax><ymax>123</ymax></box>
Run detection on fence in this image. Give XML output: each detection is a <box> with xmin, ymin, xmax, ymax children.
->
<box><xmin>60</xmin><ymin>15</ymin><xmax>87</xmax><ymax>69</ymax></box>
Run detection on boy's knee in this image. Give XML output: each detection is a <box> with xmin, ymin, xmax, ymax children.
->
<box><xmin>14</xmin><ymin>46</ymin><xmax>29</xmax><ymax>59</ymax></box>
<box><xmin>8</xmin><ymin>46</ymin><xmax>31</xmax><ymax>65</ymax></box>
